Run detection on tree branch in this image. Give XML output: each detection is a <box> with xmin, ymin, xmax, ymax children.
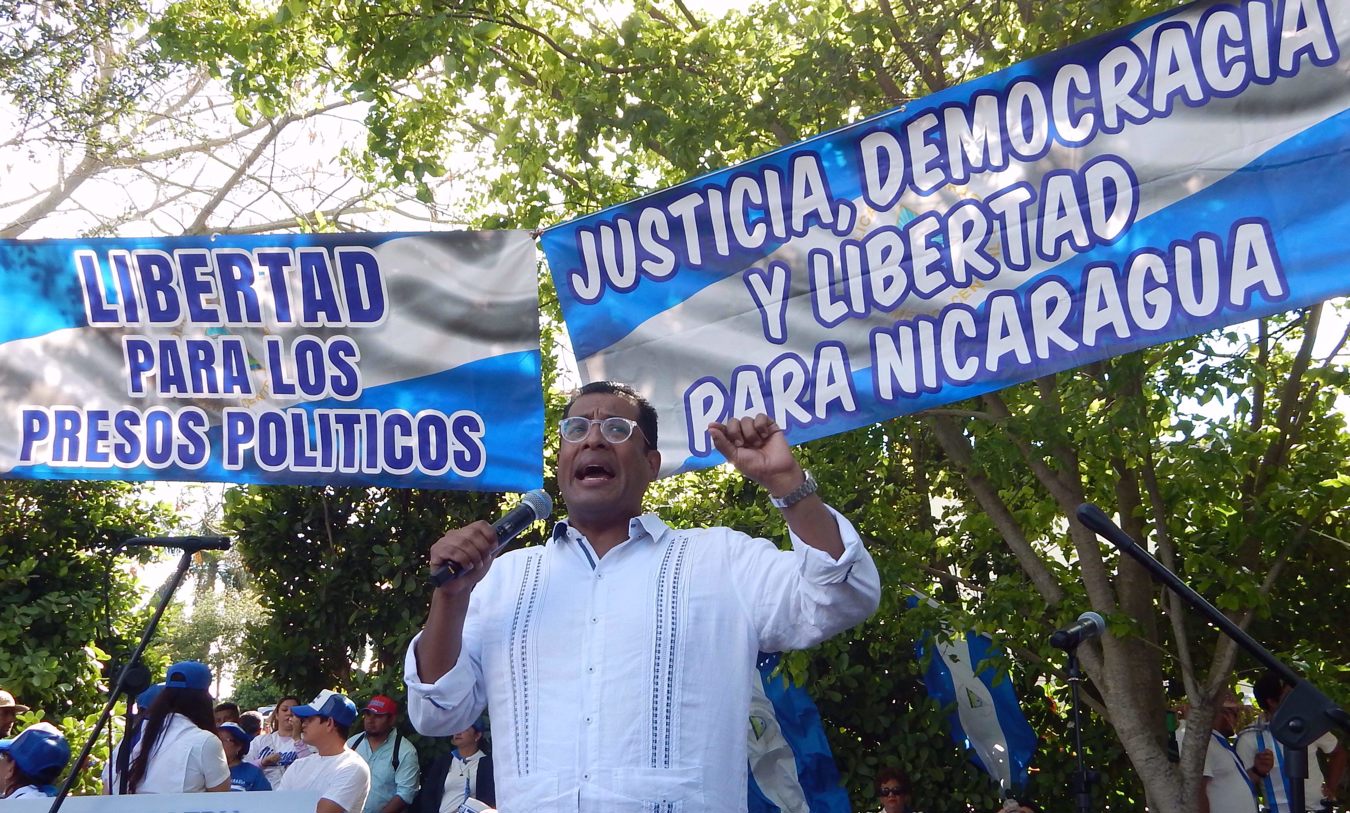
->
<box><xmin>185</xmin><ymin>119</ymin><xmax>287</xmax><ymax>233</ymax></box>
<box><xmin>926</xmin><ymin>414</ymin><xmax>1066</xmax><ymax>605</ymax></box>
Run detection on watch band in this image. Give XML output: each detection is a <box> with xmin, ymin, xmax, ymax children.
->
<box><xmin>769</xmin><ymin>470</ymin><xmax>818</xmax><ymax>509</ymax></box>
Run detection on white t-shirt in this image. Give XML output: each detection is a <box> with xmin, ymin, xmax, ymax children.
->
<box><xmin>246</xmin><ymin>730</ymin><xmax>314</xmax><ymax>787</ymax></box>
<box><xmin>6</xmin><ymin>785</ymin><xmax>55</xmax><ymax>798</ymax></box>
<box><xmin>105</xmin><ymin>713</ymin><xmax>230</xmax><ymax>794</ymax></box>
<box><xmin>1205</xmin><ymin>731</ymin><xmax>1258</xmax><ymax>813</ymax></box>
<box><xmin>279</xmin><ymin>748</ymin><xmax>372</xmax><ymax>813</ymax></box>
<box><xmin>1236</xmin><ymin>722</ymin><xmax>1339</xmax><ymax>809</ymax></box>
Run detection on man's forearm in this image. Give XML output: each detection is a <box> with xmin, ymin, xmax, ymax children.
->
<box><xmin>760</xmin><ymin>463</ymin><xmax>846</xmax><ymax>564</ymax></box>
<box><xmin>414</xmin><ymin>589</ymin><xmax>472</xmax><ymax>683</ymax></box>
<box><xmin>780</xmin><ymin>494</ymin><xmax>846</xmax><ymax>559</ymax></box>
<box><xmin>380</xmin><ymin>796</ymin><xmax>409</xmax><ymax>813</ymax></box>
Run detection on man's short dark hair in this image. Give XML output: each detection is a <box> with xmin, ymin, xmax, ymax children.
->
<box><xmin>564</xmin><ymin>381</ymin><xmax>658</xmax><ymax>451</ymax></box>
<box><xmin>875</xmin><ymin>766</ymin><xmax>909</xmax><ymax>791</ymax></box>
<box><xmin>239</xmin><ymin>710</ymin><xmax>264</xmax><ymax>736</ymax></box>
<box><xmin>215</xmin><ymin>701</ymin><xmax>240</xmax><ymax>716</ymax></box>
<box><xmin>1254</xmin><ymin>670</ymin><xmax>1289</xmax><ymax>712</ymax></box>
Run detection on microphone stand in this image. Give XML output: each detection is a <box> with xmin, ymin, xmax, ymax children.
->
<box><xmin>1076</xmin><ymin>504</ymin><xmax>1350</xmax><ymax>813</ymax></box>
<box><xmin>48</xmin><ymin>536</ymin><xmax>230</xmax><ymax>813</ymax></box>
<box><xmin>1066</xmin><ymin>645</ymin><xmax>1095</xmax><ymax>813</ymax></box>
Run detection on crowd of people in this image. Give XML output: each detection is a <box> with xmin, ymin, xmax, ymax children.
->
<box><xmin>1189</xmin><ymin>671</ymin><xmax>1347</xmax><ymax>813</ymax></box>
<box><xmin>0</xmin><ymin>663</ymin><xmax>496</xmax><ymax>812</ymax></box>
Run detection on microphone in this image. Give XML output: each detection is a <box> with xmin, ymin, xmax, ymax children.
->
<box><xmin>430</xmin><ymin>489</ymin><xmax>553</xmax><ymax>587</ymax></box>
<box><xmin>122</xmin><ymin>536</ymin><xmax>231</xmax><ymax>552</ymax></box>
<box><xmin>1050</xmin><ymin>611</ymin><xmax>1106</xmax><ymax>650</ymax></box>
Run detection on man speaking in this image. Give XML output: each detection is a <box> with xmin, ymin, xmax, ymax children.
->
<box><xmin>404</xmin><ymin>381</ymin><xmax>880</xmax><ymax>812</ymax></box>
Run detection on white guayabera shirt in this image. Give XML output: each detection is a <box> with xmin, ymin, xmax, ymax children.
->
<box><xmin>405</xmin><ymin>508</ymin><xmax>880</xmax><ymax>813</ymax></box>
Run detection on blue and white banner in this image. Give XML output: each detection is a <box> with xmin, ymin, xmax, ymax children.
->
<box><xmin>748</xmin><ymin>653</ymin><xmax>851</xmax><ymax>813</ymax></box>
<box><xmin>917</xmin><ymin>630</ymin><xmax>1037</xmax><ymax>792</ymax></box>
<box><xmin>542</xmin><ymin>0</ymin><xmax>1349</xmax><ymax>475</ymax></box>
<box><xmin>0</xmin><ymin>231</ymin><xmax>542</xmax><ymax>491</ymax></box>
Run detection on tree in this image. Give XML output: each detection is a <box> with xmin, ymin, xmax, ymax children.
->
<box><xmin>0</xmin><ymin>479</ymin><xmax>176</xmax><ymax>793</ymax></box>
<box><xmin>156</xmin><ymin>0</ymin><xmax>1350</xmax><ymax>810</ymax></box>
<box><xmin>223</xmin><ymin>485</ymin><xmax>509</xmax><ymax>696</ymax></box>
<box><xmin>159</xmin><ymin>563</ymin><xmax>266</xmax><ymax>695</ymax></box>
<box><xmin>0</xmin><ymin>1</ymin><xmax>461</xmax><ymax>240</ymax></box>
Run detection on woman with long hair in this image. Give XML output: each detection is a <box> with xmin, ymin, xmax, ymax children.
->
<box><xmin>106</xmin><ymin>661</ymin><xmax>230</xmax><ymax>794</ymax></box>
<box><xmin>245</xmin><ymin>694</ymin><xmax>313</xmax><ymax>787</ymax></box>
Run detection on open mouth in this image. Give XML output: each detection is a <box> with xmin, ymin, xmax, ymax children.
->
<box><xmin>575</xmin><ymin>462</ymin><xmax>615</xmax><ymax>482</ymax></box>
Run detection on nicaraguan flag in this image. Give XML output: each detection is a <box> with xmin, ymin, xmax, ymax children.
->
<box><xmin>747</xmin><ymin>653</ymin><xmax>852</xmax><ymax>813</ymax></box>
<box><xmin>917</xmin><ymin>628</ymin><xmax>1037</xmax><ymax>791</ymax></box>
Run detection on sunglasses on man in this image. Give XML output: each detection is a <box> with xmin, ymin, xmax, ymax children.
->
<box><xmin>879</xmin><ymin>785</ymin><xmax>908</xmax><ymax>797</ymax></box>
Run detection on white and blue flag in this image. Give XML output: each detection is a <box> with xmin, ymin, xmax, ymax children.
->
<box><xmin>748</xmin><ymin>653</ymin><xmax>851</xmax><ymax>813</ymax></box>
<box><xmin>0</xmin><ymin>231</ymin><xmax>542</xmax><ymax>491</ymax></box>
<box><xmin>543</xmin><ymin>0</ymin><xmax>1350</xmax><ymax>475</ymax></box>
<box><xmin>917</xmin><ymin>629</ymin><xmax>1037</xmax><ymax>792</ymax></box>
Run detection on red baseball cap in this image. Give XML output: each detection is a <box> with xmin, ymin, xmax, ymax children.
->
<box><xmin>362</xmin><ymin>695</ymin><xmax>397</xmax><ymax>715</ymax></box>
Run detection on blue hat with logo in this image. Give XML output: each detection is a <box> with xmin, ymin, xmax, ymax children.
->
<box><xmin>0</xmin><ymin>722</ymin><xmax>71</xmax><ymax>781</ymax></box>
<box><xmin>164</xmin><ymin>661</ymin><xmax>211</xmax><ymax>691</ymax></box>
<box><xmin>290</xmin><ymin>690</ymin><xmax>357</xmax><ymax>728</ymax></box>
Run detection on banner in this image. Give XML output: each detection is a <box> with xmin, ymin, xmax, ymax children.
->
<box><xmin>542</xmin><ymin>0</ymin><xmax>1350</xmax><ymax>475</ymax></box>
<box><xmin>1</xmin><ymin>791</ymin><xmax>319</xmax><ymax>811</ymax></box>
<box><xmin>1</xmin><ymin>231</ymin><xmax>542</xmax><ymax>491</ymax></box>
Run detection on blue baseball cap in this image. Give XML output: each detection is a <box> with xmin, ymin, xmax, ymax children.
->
<box><xmin>217</xmin><ymin>722</ymin><xmax>252</xmax><ymax>748</ymax></box>
<box><xmin>290</xmin><ymin>690</ymin><xmax>357</xmax><ymax>728</ymax></box>
<box><xmin>164</xmin><ymin>661</ymin><xmax>211</xmax><ymax>691</ymax></box>
<box><xmin>0</xmin><ymin>722</ymin><xmax>71</xmax><ymax>780</ymax></box>
<box><xmin>136</xmin><ymin>683</ymin><xmax>164</xmax><ymax>712</ymax></box>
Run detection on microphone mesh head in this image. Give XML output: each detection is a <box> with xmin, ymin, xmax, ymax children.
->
<box><xmin>1078</xmin><ymin>610</ymin><xmax>1106</xmax><ymax>632</ymax></box>
<box><xmin>521</xmin><ymin>488</ymin><xmax>553</xmax><ymax>522</ymax></box>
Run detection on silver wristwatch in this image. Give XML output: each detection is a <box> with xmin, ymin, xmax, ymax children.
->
<box><xmin>769</xmin><ymin>470</ymin><xmax>818</xmax><ymax>509</ymax></box>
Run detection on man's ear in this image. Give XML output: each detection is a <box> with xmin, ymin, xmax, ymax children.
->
<box><xmin>646</xmin><ymin>448</ymin><xmax>661</xmax><ymax>477</ymax></box>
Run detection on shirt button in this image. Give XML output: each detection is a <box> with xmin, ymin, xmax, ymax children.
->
<box><xmin>586</xmin><ymin>666</ymin><xmax>595</xmax><ymax>674</ymax></box>
<box><xmin>583</xmin><ymin>773</ymin><xmax>591</xmax><ymax>781</ymax></box>
<box><xmin>596</xmin><ymin>573</ymin><xmax>604</xmax><ymax>580</ymax></box>
<box><xmin>590</xmin><ymin>616</ymin><xmax>598</xmax><ymax>624</ymax></box>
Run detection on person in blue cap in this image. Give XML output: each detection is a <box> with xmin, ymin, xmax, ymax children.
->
<box><xmin>0</xmin><ymin>722</ymin><xmax>71</xmax><ymax>799</ymax></box>
<box><xmin>279</xmin><ymin>690</ymin><xmax>371</xmax><ymax>813</ymax></box>
<box><xmin>105</xmin><ymin>660</ymin><xmax>230</xmax><ymax>795</ymax></box>
<box><xmin>217</xmin><ymin>722</ymin><xmax>271</xmax><ymax>792</ymax></box>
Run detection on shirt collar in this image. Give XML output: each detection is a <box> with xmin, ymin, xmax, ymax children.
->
<box><xmin>551</xmin><ymin>513</ymin><xmax>671</xmax><ymax>546</ymax></box>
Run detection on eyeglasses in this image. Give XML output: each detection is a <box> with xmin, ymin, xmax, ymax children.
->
<box><xmin>559</xmin><ymin>416</ymin><xmax>646</xmax><ymax>445</ymax></box>
<box><xmin>879</xmin><ymin>786</ymin><xmax>906</xmax><ymax>797</ymax></box>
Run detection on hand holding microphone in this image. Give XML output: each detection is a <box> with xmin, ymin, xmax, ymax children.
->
<box><xmin>428</xmin><ymin>489</ymin><xmax>553</xmax><ymax>592</ymax></box>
